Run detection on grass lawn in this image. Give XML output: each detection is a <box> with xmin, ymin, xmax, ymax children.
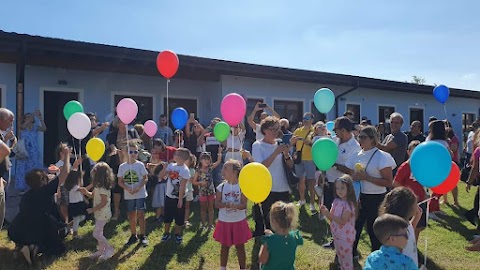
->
<box><xmin>1</xmin><ymin>183</ymin><xmax>479</xmax><ymax>270</ymax></box>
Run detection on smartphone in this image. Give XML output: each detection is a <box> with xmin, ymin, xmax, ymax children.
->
<box><xmin>190</xmin><ymin>113</ymin><xmax>195</xmax><ymax>118</ymax></box>
<box><xmin>259</xmin><ymin>103</ymin><xmax>267</xmax><ymax>108</ymax></box>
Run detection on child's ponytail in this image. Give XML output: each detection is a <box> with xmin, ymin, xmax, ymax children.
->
<box><xmin>270</xmin><ymin>201</ymin><xmax>298</xmax><ymax>231</ymax></box>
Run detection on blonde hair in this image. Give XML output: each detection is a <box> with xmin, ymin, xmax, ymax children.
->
<box><xmin>269</xmin><ymin>201</ymin><xmax>298</xmax><ymax>231</ymax></box>
<box><xmin>225</xmin><ymin>159</ymin><xmax>242</xmax><ymax>177</ymax></box>
<box><xmin>91</xmin><ymin>162</ymin><xmax>115</xmax><ymax>189</ymax></box>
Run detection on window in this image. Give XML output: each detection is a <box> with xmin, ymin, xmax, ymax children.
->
<box><xmin>409</xmin><ymin>108</ymin><xmax>424</xmax><ymax>125</ymax></box>
<box><xmin>378</xmin><ymin>106</ymin><xmax>395</xmax><ymax>123</ymax></box>
<box><xmin>274</xmin><ymin>100</ymin><xmax>303</xmax><ymax>128</ymax></box>
<box><xmin>311</xmin><ymin>102</ymin><xmax>327</xmax><ymax>123</ymax></box>
<box><xmin>345</xmin><ymin>103</ymin><xmax>360</xmax><ymax>124</ymax></box>
<box><xmin>115</xmin><ymin>95</ymin><xmax>153</xmax><ymax>124</ymax></box>
<box><xmin>163</xmin><ymin>97</ymin><xmax>197</xmax><ymax>126</ymax></box>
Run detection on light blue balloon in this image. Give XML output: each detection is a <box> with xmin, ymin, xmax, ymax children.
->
<box><xmin>326</xmin><ymin>121</ymin><xmax>335</xmax><ymax>133</ymax></box>
<box><xmin>171</xmin><ymin>107</ymin><xmax>189</xmax><ymax>130</ymax></box>
<box><xmin>410</xmin><ymin>141</ymin><xmax>452</xmax><ymax>188</ymax></box>
<box><xmin>314</xmin><ymin>88</ymin><xmax>335</xmax><ymax>113</ymax></box>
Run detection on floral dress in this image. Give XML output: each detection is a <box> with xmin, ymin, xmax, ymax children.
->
<box><xmin>197</xmin><ymin>167</ymin><xmax>215</xmax><ymax>197</ymax></box>
<box><xmin>15</xmin><ymin>126</ymin><xmax>42</xmax><ymax>191</ymax></box>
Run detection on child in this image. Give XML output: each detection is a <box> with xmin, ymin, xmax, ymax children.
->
<box><xmin>64</xmin><ymin>158</ymin><xmax>87</xmax><ymax>237</ymax></box>
<box><xmin>118</xmin><ymin>142</ymin><xmax>149</xmax><ymax>246</ymax></box>
<box><xmin>320</xmin><ymin>174</ymin><xmax>357</xmax><ymax>270</ymax></box>
<box><xmin>213</xmin><ymin>160</ymin><xmax>251</xmax><ymax>270</ymax></box>
<box><xmin>184</xmin><ymin>154</ymin><xmax>196</xmax><ymax>227</ymax></box>
<box><xmin>258</xmin><ymin>201</ymin><xmax>303</xmax><ymax>270</ymax></box>
<box><xmin>364</xmin><ymin>214</ymin><xmax>418</xmax><ymax>270</ymax></box>
<box><xmin>159</xmin><ymin>148</ymin><xmax>192</xmax><ymax>243</ymax></box>
<box><xmin>378</xmin><ymin>187</ymin><xmax>423</xmax><ymax>268</ymax></box>
<box><xmin>314</xmin><ymin>170</ymin><xmax>325</xmax><ymax>219</ymax></box>
<box><xmin>192</xmin><ymin>149</ymin><xmax>223</xmax><ymax>230</ymax></box>
<box><xmin>393</xmin><ymin>140</ymin><xmax>427</xmax><ymax>241</ymax></box>
<box><xmin>80</xmin><ymin>162</ymin><xmax>115</xmax><ymax>260</ymax></box>
<box><xmin>150</xmin><ymin>161</ymin><xmax>167</xmax><ymax>222</ymax></box>
<box><xmin>312</xmin><ymin>121</ymin><xmax>330</xmax><ymax>143</ymax></box>
<box><xmin>54</xmin><ymin>142</ymin><xmax>71</xmax><ymax>227</ymax></box>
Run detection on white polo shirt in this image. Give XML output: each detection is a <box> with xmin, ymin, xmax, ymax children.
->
<box><xmin>326</xmin><ymin>135</ymin><xmax>361</xmax><ymax>183</ymax></box>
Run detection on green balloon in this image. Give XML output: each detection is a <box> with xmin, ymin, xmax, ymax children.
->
<box><xmin>214</xmin><ymin>121</ymin><xmax>230</xmax><ymax>142</ymax></box>
<box><xmin>63</xmin><ymin>100</ymin><xmax>84</xmax><ymax>120</ymax></box>
<box><xmin>311</xmin><ymin>138</ymin><xmax>338</xmax><ymax>171</ymax></box>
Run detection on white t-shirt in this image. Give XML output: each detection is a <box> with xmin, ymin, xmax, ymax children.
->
<box><xmin>165</xmin><ymin>163</ymin><xmax>191</xmax><ymax>199</ymax></box>
<box><xmin>326</xmin><ymin>135</ymin><xmax>361</xmax><ymax>182</ymax></box>
<box><xmin>467</xmin><ymin>131</ymin><xmax>475</xmax><ymax>154</ymax></box>
<box><xmin>69</xmin><ymin>185</ymin><xmax>84</xmax><ymax>203</ymax></box>
<box><xmin>255</xmin><ymin>124</ymin><xmax>264</xmax><ymax>141</ymax></box>
<box><xmin>205</xmin><ymin>135</ymin><xmax>221</xmax><ymax>146</ymax></box>
<box><xmin>403</xmin><ymin>223</ymin><xmax>418</xmax><ymax>267</ymax></box>
<box><xmin>117</xmin><ymin>161</ymin><xmax>149</xmax><ymax>200</ymax></box>
<box><xmin>93</xmin><ymin>187</ymin><xmax>112</xmax><ymax>221</ymax></box>
<box><xmin>217</xmin><ymin>182</ymin><xmax>246</xmax><ymax>222</ymax></box>
<box><xmin>186</xmin><ymin>168</ymin><xmax>195</xmax><ymax>194</ymax></box>
<box><xmin>425</xmin><ymin>138</ymin><xmax>450</xmax><ymax>149</ymax></box>
<box><xmin>227</xmin><ymin>131</ymin><xmax>245</xmax><ymax>150</ymax></box>
<box><xmin>346</xmin><ymin>147</ymin><xmax>396</xmax><ymax>194</ymax></box>
<box><xmin>252</xmin><ymin>140</ymin><xmax>290</xmax><ymax>192</ymax></box>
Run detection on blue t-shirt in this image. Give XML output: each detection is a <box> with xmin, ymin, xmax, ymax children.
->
<box><xmin>364</xmin><ymin>246</ymin><xmax>418</xmax><ymax>270</ymax></box>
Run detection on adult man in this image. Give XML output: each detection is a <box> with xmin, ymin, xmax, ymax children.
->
<box><xmin>465</xmin><ymin>123</ymin><xmax>478</xmax><ymax>162</ymax></box>
<box><xmin>279</xmin><ymin>118</ymin><xmax>292</xmax><ymax>143</ymax></box>
<box><xmin>405</xmin><ymin>120</ymin><xmax>425</xmax><ymax>144</ymax></box>
<box><xmin>378</xmin><ymin>112</ymin><xmax>408</xmax><ymax>171</ymax></box>
<box><xmin>0</xmin><ymin>108</ymin><xmax>14</xmax><ymax>230</ymax></box>
<box><xmin>248</xmin><ymin>102</ymin><xmax>280</xmax><ymax>142</ymax></box>
<box><xmin>344</xmin><ymin>110</ymin><xmax>355</xmax><ymax>122</ymax></box>
<box><xmin>155</xmin><ymin>114</ymin><xmax>174</xmax><ymax>146</ymax></box>
<box><xmin>291</xmin><ymin>112</ymin><xmax>316</xmax><ymax>209</ymax></box>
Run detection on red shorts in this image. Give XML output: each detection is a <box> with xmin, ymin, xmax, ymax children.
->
<box><xmin>199</xmin><ymin>194</ymin><xmax>215</xmax><ymax>202</ymax></box>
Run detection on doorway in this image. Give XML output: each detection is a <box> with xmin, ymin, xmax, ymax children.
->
<box><xmin>163</xmin><ymin>98</ymin><xmax>197</xmax><ymax>128</ymax></box>
<box><xmin>43</xmin><ymin>91</ymin><xmax>79</xmax><ymax>165</ymax></box>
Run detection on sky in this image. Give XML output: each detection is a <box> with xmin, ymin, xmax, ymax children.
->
<box><xmin>2</xmin><ymin>0</ymin><xmax>480</xmax><ymax>90</ymax></box>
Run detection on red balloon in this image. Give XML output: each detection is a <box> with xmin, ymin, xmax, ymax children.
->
<box><xmin>431</xmin><ymin>162</ymin><xmax>460</xmax><ymax>195</ymax></box>
<box><xmin>156</xmin><ymin>50</ymin><xmax>179</xmax><ymax>79</ymax></box>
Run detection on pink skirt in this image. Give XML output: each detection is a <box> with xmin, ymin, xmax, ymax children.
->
<box><xmin>213</xmin><ymin>219</ymin><xmax>252</xmax><ymax>247</ymax></box>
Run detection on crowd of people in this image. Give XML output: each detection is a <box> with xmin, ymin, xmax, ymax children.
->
<box><xmin>0</xmin><ymin>102</ymin><xmax>479</xmax><ymax>270</ymax></box>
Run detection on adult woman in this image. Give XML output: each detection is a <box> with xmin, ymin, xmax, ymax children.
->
<box><xmin>8</xmin><ymin>145</ymin><xmax>70</xmax><ymax>264</ymax></box>
<box><xmin>225</xmin><ymin>123</ymin><xmax>246</xmax><ymax>165</ymax></box>
<box><xmin>466</xmin><ymin>139</ymin><xmax>480</xmax><ymax>251</ymax></box>
<box><xmin>426</xmin><ymin>120</ymin><xmax>453</xmax><ymax>220</ymax></box>
<box><xmin>106</xmin><ymin>117</ymin><xmax>140</xmax><ymax>220</ymax></box>
<box><xmin>15</xmin><ymin>110</ymin><xmax>46</xmax><ymax>191</ymax></box>
<box><xmin>252</xmin><ymin>116</ymin><xmax>293</xmax><ymax>236</ymax></box>
<box><xmin>185</xmin><ymin>117</ymin><xmax>205</xmax><ymax>159</ymax></box>
<box><xmin>346</xmin><ymin>125</ymin><xmax>396</xmax><ymax>258</ymax></box>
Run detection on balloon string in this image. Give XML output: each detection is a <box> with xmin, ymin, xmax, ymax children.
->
<box><xmin>79</xmin><ymin>139</ymin><xmax>83</xmax><ymax>186</ymax></box>
<box><xmin>126</xmin><ymin>124</ymin><xmax>133</xmax><ymax>185</ymax></box>
<box><xmin>443</xmin><ymin>105</ymin><xmax>449</xmax><ymax>126</ymax></box>
<box><xmin>166</xmin><ymin>79</ymin><xmax>170</xmax><ymax>144</ymax></box>
<box><xmin>424</xmin><ymin>193</ymin><xmax>430</xmax><ymax>267</ymax></box>
<box><xmin>258</xmin><ymin>203</ymin><xmax>266</xmax><ymax>232</ymax></box>
<box><xmin>72</xmin><ymin>136</ymin><xmax>78</xmax><ymax>161</ymax></box>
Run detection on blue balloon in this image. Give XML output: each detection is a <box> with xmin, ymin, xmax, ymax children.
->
<box><xmin>171</xmin><ymin>107</ymin><xmax>188</xmax><ymax>130</ymax></box>
<box><xmin>314</xmin><ymin>88</ymin><xmax>335</xmax><ymax>113</ymax></box>
<box><xmin>410</xmin><ymin>141</ymin><xmax>452</xmax><ymax>188</ymax></box>
<box><xmin>326</xmin><ymin>121</ymin><xmax>335</xmax><ymax>133</ymax></box>
<box><xmin>433</xmin><ymin>85</ymin><xmax>450</xmax><ymax>104</ymax></box>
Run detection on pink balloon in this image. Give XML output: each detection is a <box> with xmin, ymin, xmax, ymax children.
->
<box><xmin>144</xmin><ymin>120</ymin><xmax>158</xmax><ymax>137</ymax></box>
<box><xmin>116</xmin><ymin>98</ymin><xmax>138</xmax><ymax>124</ymax></box>
<box><xmin>221</xmin><ymin>93</ymin><xmax>246</xmax><ymax>126</ymax></box>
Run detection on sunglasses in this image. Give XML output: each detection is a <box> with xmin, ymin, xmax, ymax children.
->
<box><xmin>358</xmin><ymin>135</ymin><xmax>371</xmax><ymax>140</ymax></box>
<box><xmin>200</xmin><ymin>152</ymin><xmax>212</xmax><ymax>156</ymax></box>
<box><xmin>129</xmin><ymin>150</ymin><xmax>139</xmax><ymax>154</ymax></box>
<box><xmin>390</xmin><ymin>232</ymin><xmax>409</xmax><ymax>240</ymax></box>
<box><xmin>335</xmin><ymin>177</ymin><xmax>349</xmax><ymax>184</ymax></box>
<box><xmin>303</xmin><ymin>116</ymin><xmax>313</xmax><ymax>121</ymax></box>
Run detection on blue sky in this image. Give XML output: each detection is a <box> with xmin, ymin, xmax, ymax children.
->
<box><xmin>2</xmin><ymin>0</ymin><xmax>479</xmax><ymax>90</ymax></box>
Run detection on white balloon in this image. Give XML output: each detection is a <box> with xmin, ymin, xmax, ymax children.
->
<box><xmin>67</xmin><ymin>112</ymin><xmax>91</xmax><ymax>139</ymax></box>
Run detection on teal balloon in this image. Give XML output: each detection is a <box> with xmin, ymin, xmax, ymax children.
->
<box><xmin>311</xmin><ymin>138</ymin><xmax>338</xmax><ymax>171</ymax></box>
<box><xmin>214</xmin><ymin>121</ymin><xmax>230</xmax><ymax>142</ymax></box>
<box><xmin>326</xmin><ymin>121</ymin><xmax>335</xmax><ymax>133</ymax></box>
<box><xmin>63</xmin><ymin>100</ymin><xmax>84</xmax><ymax>120</ymax></box>
<box><xmin>410</xmin><ymin>141</ymin><xmax>452</xmax><ymax>187</ymax></box>
<box><xmin>314</xmin><ymin>88</ymin><xmax>335</xmax><ymax>113</ymax></box>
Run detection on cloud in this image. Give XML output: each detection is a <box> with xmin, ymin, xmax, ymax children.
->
<box><xmin>462</xmin><ymin>73</ymin><xmax>477</xmax><ymax>80</ymax></box>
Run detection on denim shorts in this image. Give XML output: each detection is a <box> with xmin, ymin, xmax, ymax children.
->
<box><xmin>126</xmin><ymin>198</ymin><xmax>147</xmax><ymax>212</ymax></box>
<box><xmin>294</xmin><ymin>160</ymin><xmax>316</xmax><ymax>179</ymax></box>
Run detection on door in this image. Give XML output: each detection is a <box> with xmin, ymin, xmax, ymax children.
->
<box><xmin>43</xmin><ymin>91</ymin><xmax>78</xmax><ymax>165</ymax></box>
<box><xmin>163</xmin><ymin>98</ymin><xmax>197</xmax><ymax>128</ymax></box>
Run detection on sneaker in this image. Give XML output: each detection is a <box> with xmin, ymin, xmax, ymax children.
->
<box><xmin>98</xmin><ymin>248</ymin><xmax>114</xmax><ymax>261</ymax></box>
<box><xmin>139</xmin><ymin>235</ymin><xmax>148</xmax><ymax>246</ymax></box>
<box><xmin>429</xmin><ymin>212</ymin><xmax>442</xmax><ymax>222</ymax></box>
<box><xmin>296</xmin><ymin>200</ymin><xmax>306</xmax><ymax>207</ymax></box>
<box><xmin>161</xmin><ymin>233</ymin><xmax>171</xmax><ymax>242</ymax></box>
<box><xmin>185</xmin><ymin>221</ymin><xmax>192</xmax><ymax>228</ymax></box>
<box><xmin>89</xmin><ymin>250</ymin><xmax>104</xmax><ymax>259</ymax></box>
<box><xmin>199</xmin><ymin>224</ymin><xmax>206</xmax><ymax>231</ymax></box>
<box><xmin>322</xmin><ymin>240</ymin><xmax>335</xmax><ymax>249</ymax></box>
<box><xmin>125</xmin><ymin>235</ymin><xmax>138</xmax><ymax>246</ymax></box>
<box><xmin>175</xmin><ymin>234</ymin><xmax>183</xmax><ymax>244</ymax></box>
<box><xmin>309</xmin><ymin>204</ymin><xmax>317</xmax><ymax>213</ymax></box>
<box><xmin>318</xmin><ymin>213</ymin><xmax>325</xmax><ymax>221</ymax></box>
<box><xmin>209</xmin><ymin>224</ymin><xmax>216</xmax><ymax>230</ymax></box>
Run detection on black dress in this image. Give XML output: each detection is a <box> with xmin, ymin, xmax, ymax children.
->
<box><xmin>8</xmin><ymin>177</ymin><xmax>66</xmax><ymax>256</ymax></box>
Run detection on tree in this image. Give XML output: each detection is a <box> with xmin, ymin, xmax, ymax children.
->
<box><xmin>409</xmin><ymin>75</ymin><xmax>426</xmax><ymax>85</ymax></box>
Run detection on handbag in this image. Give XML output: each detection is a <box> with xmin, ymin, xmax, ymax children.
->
<box><xmin>283</xmin><ymin>158</ymin><xmax>299</xmax><ymax>188</ymax></box>
<box><xmin>12</xmin><ymin>139</ymin><xmax>29</xmax><ymax>160</ymax></box>
<box><xmin>293</xmin><ymin>131</ymin><xmax>312</xmax><ymax>164</ymax></box>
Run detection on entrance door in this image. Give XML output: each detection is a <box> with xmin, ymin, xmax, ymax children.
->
<box><xmin>163</xmin><ymin>98</ymin><xmax>197</xmax><ymax>128</ymax></box>
<box><xmin>44</xmin><ymin>91</ymin><xmax>78</xmax><ymax>165</ymax></box>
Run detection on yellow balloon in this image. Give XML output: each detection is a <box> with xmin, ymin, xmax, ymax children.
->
<box><xmin>239</xmin><ymin>162</ymin><xmax>272</xmax><ymax>203</ymax></box>
<box><xmin>86</xmin><ymin>138</ymin><xmax>105</xmax><ymax>162</ymax></box>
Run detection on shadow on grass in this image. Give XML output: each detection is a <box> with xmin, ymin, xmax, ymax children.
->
<box><xmin>297</xmin><ymin>207</ymin><xmax>329</xmax><ymax>246</ymax></box>
<box><xmin>176</xmin><ymin>229</ymin><xmax>210</xmax><ymax>264</ymax></box>
<box><xmin>431</xmin><ymin>205</ymin><xmax>474</xmax><ymax>241</ymax></box>
<box><xmin>78</xmin><ymin>244</ymin><xmax>141</xmax><ymax>270</ymax></box>
<box><xmin>0</xmin><ymin>246</ymin><xmax>71</xmax><ymax>270</ymax></box>
<box><xmin>418</xmin><ymin>250</ymin><xmax>446</xmax><ymax>270</ymax></box>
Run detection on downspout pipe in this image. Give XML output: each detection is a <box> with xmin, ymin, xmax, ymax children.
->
<box><xmin>335</xmin><ymin>80</ymin><xmax>360</xmax><ymax>118</ymax></box>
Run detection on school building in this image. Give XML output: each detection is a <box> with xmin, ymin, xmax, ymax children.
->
<box><xmin>0</xmin><ymin>30</ymin><xmax>479</xmax><ymax>166</ymax></box>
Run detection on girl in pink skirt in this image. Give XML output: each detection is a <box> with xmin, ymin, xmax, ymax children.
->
<box><xmin>213</xmin><ymin>159</ymin><xmax>251</xmax><ymax>270</ymax></box>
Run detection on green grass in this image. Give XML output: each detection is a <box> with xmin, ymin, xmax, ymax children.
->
<box><xmin>1</xmin><ymin>184</ymin><xmax>479</xmax><ymax>270</ymax></box>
